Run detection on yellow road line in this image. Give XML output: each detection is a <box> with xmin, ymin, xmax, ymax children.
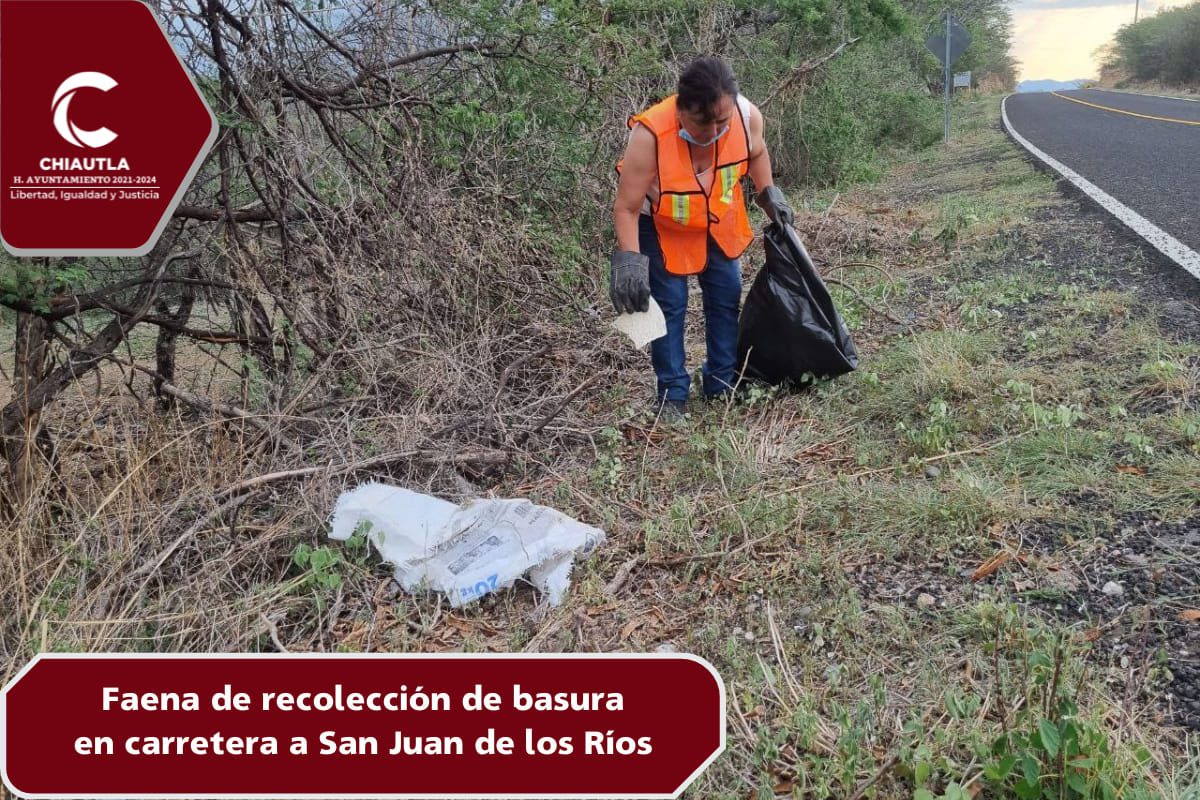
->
<box><xmin>1051</xmin><ymin>91</ymin><xmax>1200</xmax><ymax>126</ymax></box>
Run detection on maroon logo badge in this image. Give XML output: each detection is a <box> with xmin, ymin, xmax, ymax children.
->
<box><xmin>0</xmin><ymin>0</ymin><xmax>217</xmax><ymax>256</ymax></box>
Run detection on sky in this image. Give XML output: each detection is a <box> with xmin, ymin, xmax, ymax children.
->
<box><xmin>1010</xmin><ymin>0</ymin><xmax>1194</xmax><ymax>81</ymax></box>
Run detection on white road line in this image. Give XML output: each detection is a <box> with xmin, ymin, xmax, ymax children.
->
<box><xmin>1001</xmin><ymin>94</ymin><xmax>1200</xmax><ymax>283</ymax></box>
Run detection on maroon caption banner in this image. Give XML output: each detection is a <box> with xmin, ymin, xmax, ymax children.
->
<box><xmin>1</xmin><ymin>654</ymin><xmax>725</xmax><ymax>798</ymax></box>
<box><xmin>0</xmin><ymin>0</ymin><xmax>217</xmax><ymax>256</ymax></box>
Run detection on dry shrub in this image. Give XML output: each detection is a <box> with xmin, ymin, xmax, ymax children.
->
<box><xmin>0</xmin><ymin>1</ymin><xmax>655</xmax><ymax>672</ymax></box>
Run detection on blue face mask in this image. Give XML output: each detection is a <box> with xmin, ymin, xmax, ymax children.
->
<box><xmin>679</xmin><ymin>124</ymin><xmax>729</xmax><ymax>147</ymax></box>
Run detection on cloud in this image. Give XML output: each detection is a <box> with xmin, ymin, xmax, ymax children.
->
<box><xmin>1011</xmin><ymin>0</ymin><xmax>1195</xmax><ymax>80</ymax></box>
<box><xmin>1012</xmin><ymin>0</ymin><xmax>1130</xmax><ymax>10</ymax></box>
<box><xmin>1011</xmin><ymin>0</ymin><xmax>1188</xmax><ymax>11</ymax></box>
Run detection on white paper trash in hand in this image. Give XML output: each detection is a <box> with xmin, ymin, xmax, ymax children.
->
<box><xmin>611</xmin><ymin>296</ymin><xmax>667</xmax><ymax>348</ymax></box>
<box><xmin>328</xmin><ymin>482</ymin><xmax>605</xmax><ymax>607</ymax></box>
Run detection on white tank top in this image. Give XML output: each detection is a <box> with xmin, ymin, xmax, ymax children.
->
<box><xmin>638</xmin><ymin>94</ymin><xmax>752</xmax><ymax>216</ymax></box>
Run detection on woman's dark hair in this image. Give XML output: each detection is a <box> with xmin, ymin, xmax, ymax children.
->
<box><xmin>677</xmin><ymin>57</ymin><xmax>739</xmax><ymax>120</ymax></box>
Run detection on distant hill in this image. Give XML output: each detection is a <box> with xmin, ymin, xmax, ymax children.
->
<box><xmin>1017</xmin><ymin>79</ymin><xmax>1090</xmax><ymax>93</ymax></box>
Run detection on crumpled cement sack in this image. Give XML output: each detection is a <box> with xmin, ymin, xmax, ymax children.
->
<box><xmin>611</xmin><ymin>296</ymin><xmax>667</xmax><ymax>348</ymax></box>
<box><xmin>328</xmin><ymin>482</ymin><xmax>605</xmax><ymax>607</ymax></box>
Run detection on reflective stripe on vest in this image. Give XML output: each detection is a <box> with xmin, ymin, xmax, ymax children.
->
<box><xmin>670</xmin><ymin>193</ymin><xmax>691</xmax><ymax>226</ymax></box>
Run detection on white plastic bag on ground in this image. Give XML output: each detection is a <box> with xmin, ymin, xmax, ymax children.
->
<box><xmin>328</xmin><ymin>482</ymin><xmax>605</xmax><ymax>607</ymax></box>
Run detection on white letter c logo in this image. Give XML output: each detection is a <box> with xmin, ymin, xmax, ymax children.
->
<box><xmin>52</xmin><ymin>71</ymin><xmax>118</xmax><ymax>149</ymax></box>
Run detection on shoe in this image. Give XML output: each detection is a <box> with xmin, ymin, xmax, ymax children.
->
<box><xmin>656</xmin><ymin>398</ymin><xmax>688</xmax><ymax>422</ymax></box>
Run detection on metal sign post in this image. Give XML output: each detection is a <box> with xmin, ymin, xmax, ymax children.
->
<box><xmin>924</xmin><ymin>11</ymin><xmax>971</xmax><ymax>144</ymax></box>
<box><xmin>944</xmin><ymin>11</ymin><xmax>952</xmax><ymax>143</ymax></box>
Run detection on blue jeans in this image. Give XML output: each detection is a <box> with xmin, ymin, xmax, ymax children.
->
<box><xmin>638</xmin><ymin>214</ymin><xmax>742</xmax><ymax>402</ymax></box>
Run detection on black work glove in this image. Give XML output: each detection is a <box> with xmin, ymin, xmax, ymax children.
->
<box><xmin>609</xmin><ymin>250</ymin><xmax>650</xmax><ymax>314</ymax></box>
<box><xmin>760</xmin><ymin>185</ymin><xmax>795</xmax><ymax>228</ymax></box>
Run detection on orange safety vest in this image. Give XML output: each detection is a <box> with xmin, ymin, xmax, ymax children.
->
<box><xmin>616</xmin><ymin>94</ymin><xmax>754</xmax><ymax>276</ymax></box>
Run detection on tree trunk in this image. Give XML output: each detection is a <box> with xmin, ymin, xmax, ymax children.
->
<box><xmin>2</xmin><ymin>311</ymin><xmax>52</xmax><ymax>509</ymax></box>
<box><xmin>154</xmin><ymin>268</ymin><xmax>199</xmax><ymax>410</ymax></box>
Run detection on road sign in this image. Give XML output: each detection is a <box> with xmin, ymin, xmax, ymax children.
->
<box><xmin>954</xmin><ymin>71</ymin><xmax>972</xmax><ymax>88</ymax></box>
<box><xmin>0</xmin><ymin>0</ymin><xmax>217</xmax><ymax>256</ymax></box>
<box><xmin>925</xmin><ymin>14</ymin><xmax>971</xmax><ymax>68</ymax></box>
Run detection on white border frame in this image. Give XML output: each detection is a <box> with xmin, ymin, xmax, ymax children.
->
<box><xmin>1001</xmin><ymin>94</ymin><xmax>1200</xmax><ymax>282</ymax></box>
<box><xmin>1</xmin><ymin>652</ymin><xmax>728</xmax><ymax>800</ymax></box>
<box><xmin>0</xmin><ymin>0</ymin><xmax>218</xmax><ymax>257</ymax></box>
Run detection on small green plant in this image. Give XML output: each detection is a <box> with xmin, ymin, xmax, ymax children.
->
<box><xmin>738</xmin><ymin>382</ymin><xmax>780</xmax><ymax>407</ymax></box>
<box><xmin>1024</xmin><ymin>402</ymin><xmax>1086</xmax><ymax>430</ymax></box>
<box><xmin>591</xmin><ymin>425</ymin><xmax>625</xmax><ymax>492</ymax></box>
<box><xmin>1055</xmin><ymin>283</ymin><xmax>1080</xmax><ymax>302</ymax></box>
<box><xmin>594</xmin><ymin>453</ymin><xmax>623</xmax><ymax>492</ymax></box>
<box><xmin>998</xmin><ymin>381</ymin><xmax>1085</xmax><ymax>430</ymax></box>
<box><xmin>1123</xmin><ymin>431</ymin><xmax>1155</xmax><ymax>458</ymax></box>
<box><xmin>985</xmin><ymin>686</ymin><xmax>1155</xmax><ymax>799</ymax></box>
<box><xmin>341</xmin><ymin>522</ymin><xmax>373</xmax><ymax>564</ymax></box>
<box><xmin>990</xmin><ymin>274</ymin><xmax>1039</xmax><ymax>308</ymax></box>
<box><xmin>338</xmin><ymin>370</ymin><xmax>362</xmax><ymax>398</ymax></box>
<box><xmin>291</xmin><ymin>542</ymin><xmax>349</xmax><ymax>617</ymax></box>
<box><xmin>1002</xmin><ymin>378</ymin><xmax>1035</xmax><ymax>397</ymax></box>
<box><xmin>897</xmin><ymin>398</ymin><xmax>959</xmax><ymax>456</ymax></box>
<box><xmin>933</xmin><ymin>220</ymin><xmax>962</xmax><ymax>253</ymax></box>
<box><xmin>914</xmin><ymin>783</ymin><xmax>973</xmax><ymax>800</ymax></box>
<box><xmin>960</xmin><ymin>304</ymin><xmax>1000</xmax><ymax>329</ymax></box>
<box><xmin>292</xmin><ymin>543</ymin><xmax>344</xmax><ymax>589</ymax></box>
<box><xmin>1138</xmin><ymin>358</ymin><xmax>1184</xmax><ymax>384</ymax></box>
<box><xmin>1180</xmin><ymin>417</ymin><xmax>1200</xmax><ymax>454</ymax></box>
<box><xmin>831</xmin><ymin>287</ymin><xmax>865</xmax><ymax>330</ymax></box>
<box><xmin>977</xmin><ymin>613</ymin><xmax>1158</xmax><ymax>800</ymax></box>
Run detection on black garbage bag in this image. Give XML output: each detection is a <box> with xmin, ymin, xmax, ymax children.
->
<box><xmin>736</xmin><ymin>222</ymin><xmax>858</xmax><ymax>386</ymax></box>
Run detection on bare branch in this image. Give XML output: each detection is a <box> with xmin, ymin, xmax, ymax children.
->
<box><xmin>761</xmin><ymin>37</ymin><xmax>863</xmax><ymax>109</ymax></box>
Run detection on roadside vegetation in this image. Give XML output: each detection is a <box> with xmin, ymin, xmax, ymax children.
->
<box><xmin>571</xmin><ymin>96</ymin><xmax>1200</xmax><ymax>798</ymax></box>
<box><xmin>1098</xmin><ymin>0</ymin><xmax>1200</xmax><ymax>93</ymax></box>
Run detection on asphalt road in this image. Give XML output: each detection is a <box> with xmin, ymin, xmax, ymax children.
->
<box><xmin>1003</xmin><ymin>89</ymin><xmax>1200</xmax><ymax>258</ymax></box>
